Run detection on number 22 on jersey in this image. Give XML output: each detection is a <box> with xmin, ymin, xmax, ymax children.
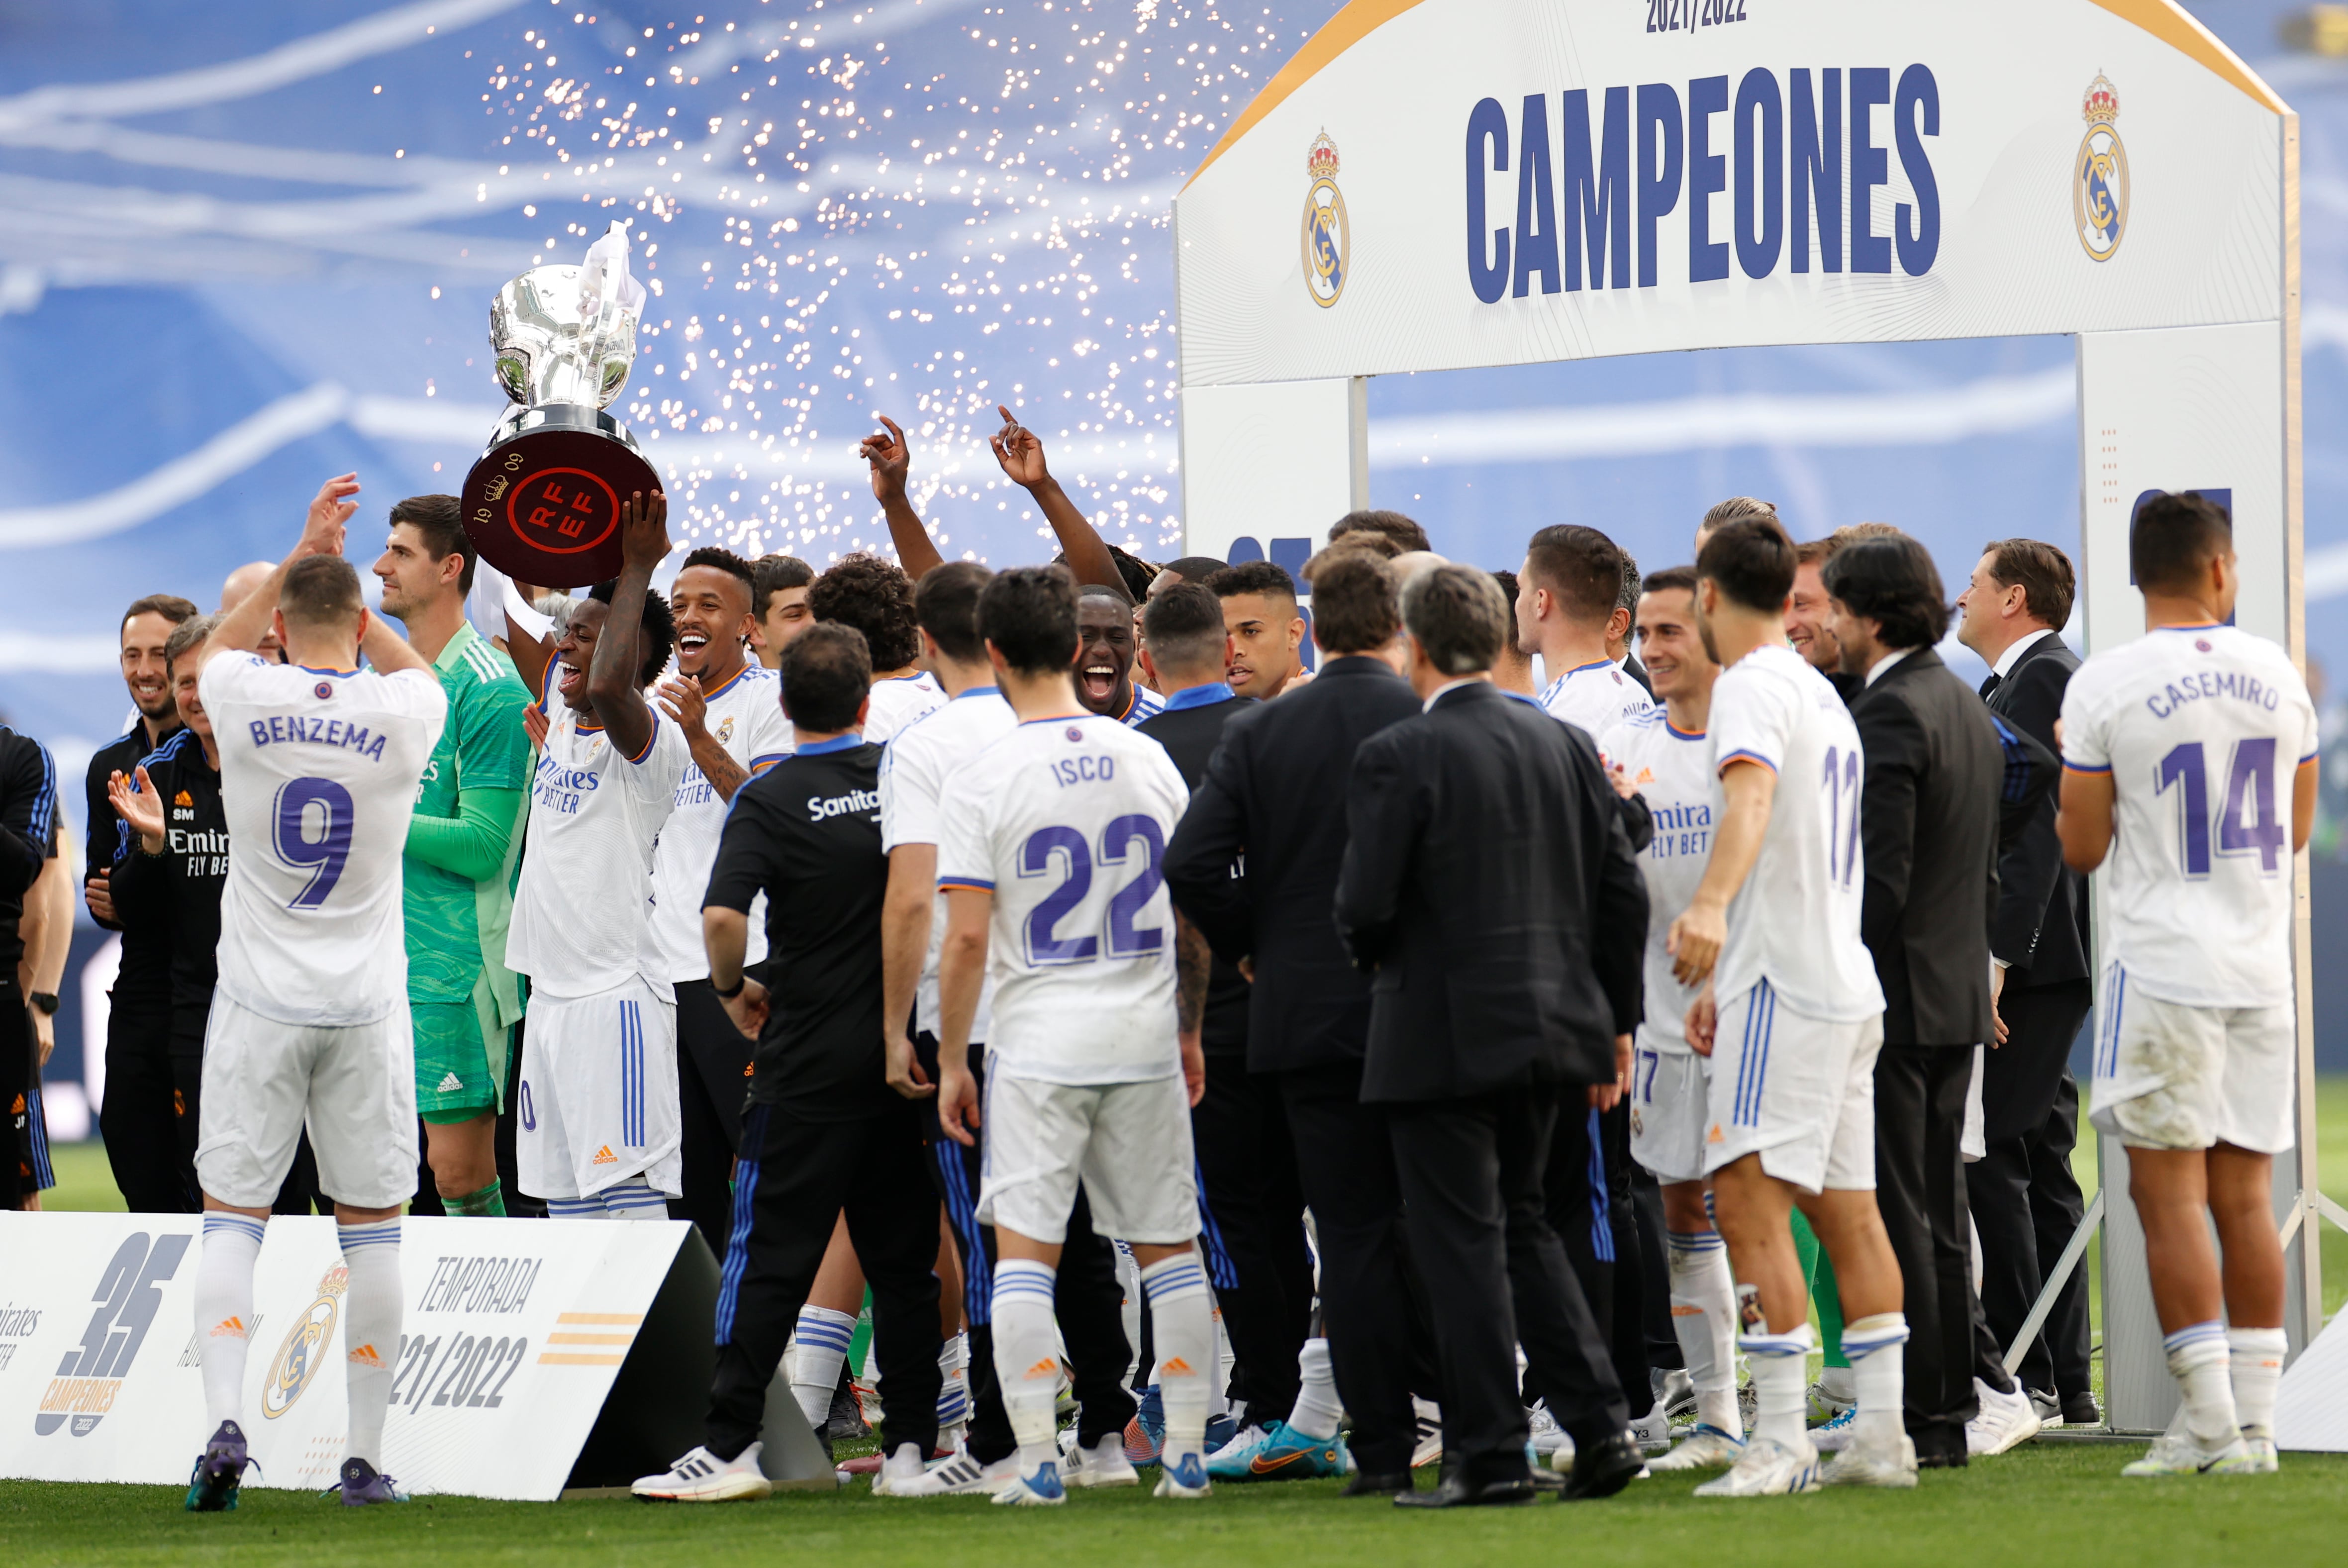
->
<box><xmin>1019</xmin><ymin>816</ymin><xmax>1165</xmax><ymax>966</ymax></box>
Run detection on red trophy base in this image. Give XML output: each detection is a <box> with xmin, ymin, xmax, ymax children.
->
<box><xmin>459</xmin><ymin>404</ymin><xmax>659</xmax><ymax>588</ymax></box>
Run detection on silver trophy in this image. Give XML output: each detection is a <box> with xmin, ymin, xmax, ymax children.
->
<box><xmin>460</xmin><ymin>220</ymin><xmax>658</xmax><ymax>587</ymax></box>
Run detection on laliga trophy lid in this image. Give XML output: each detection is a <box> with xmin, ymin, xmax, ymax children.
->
<box><xmin>458</xmin><ymin>220</ymin><xmax>661</xmax><ymax>588</ymax></box>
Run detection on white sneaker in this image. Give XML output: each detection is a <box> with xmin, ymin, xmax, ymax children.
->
<box><xmin>1527</xmin><ymin>1403</ymin><xmax>1570</xmax><ymax>1459</ymax></box>
<box><xmin>2121</xmin><ymin>1431</ymin><xmax>2257</xmax><ymax>1477</ymax></box>
<box><xmin>1965</xmin><ymin>1377</ymin><xmax>2042</xmax><ymax>1457</ymax></box>
<box><xmin>992</xmin><ymin>1459</ymin><xmax>1069</xmax><ymax>1505</ymax></box>
<box><xmin>871</xmin><ymin>1443</ymin><xmax>939</xmax><ymax>1497</ymax></box>
<box><xmin>1691</xmin><ymin>1435</ymin><xmax>1819</xmax><ymax>1497</ymax></box>
<box><xmin>1546</xmin><ymin>1433</ymin><xmax>1581</xmax><ymax>1473</ymax></box>
<box><xmin>1820</xmin><ymin>1428</ymin><xmax>1917</xmax><ymax>1489</ymax></box>
<box><xmin>1808</xmin><ymin>1404</ymin><xmax>1859</xmax><ymax>1454</ymax></box>
<box><xmin>1655</xmin><ymin>1368</ymin><xmax>1698</xmax><ymax>1424</ymax></box>
<box><xmin>1648</xmin><ymin>1425</ymin><xmax>1744</xmax><ymax>1472</ymax></box>
<box><xmin>1631</xmin><ymin>1402</ymin><xmax>1674</xmax><ymax>1455</ymax></box>
<box><xmin>2239</xmin><ymin>1425</ymin><xmax>2279</xmax><ymax>1473</ymax></box>
<box><xmin>1064</xmin><ymin>1432</ymin><xmax>1141</xmax><ymax>1489</ymax></box>
<box><xmin>1204</xmin><ymin>1422</ymin><xmax>1268</xmax><ymax>1468</ymax></box>
<box><xmin>1805</xmin><ymin>1379</ymin><xmax>1857</xmax><ymax>1426</ymax></box>
<box><xmin>631</xmin><ymin>1443</ymin><xmax>772</xmax><ymax>1502</ymax></box>
<box><xmin>1410</xmin><ymin>1400</ymin><xmax>1443</xmax><ymax>1468</ymax></box>
<box><xmin>885</xmin><ymin>1446</ymin><xmax>1016</xmax><ymax>1497</ymax></box>
<box><xmin>1153</xmin><ymin>1450</ymin><xmax>1212</xmax><ymax>1498</ymax></box>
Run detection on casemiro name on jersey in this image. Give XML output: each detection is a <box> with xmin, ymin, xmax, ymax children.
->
<box><xmin>2143</xmin><ymin>668</ymin><xmax>2288</xmax><ymax>721</ymax></box>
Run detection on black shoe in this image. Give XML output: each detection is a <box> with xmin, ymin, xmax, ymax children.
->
<box><xmin>1917</xmin><ymin>1448</ymin><xmax>1968</xmax><ymax>1469</ymax></box>
<box><xmin>1342</xmin><ymin>1470</ymin><xmax>1415</xmax><ymax>1497</ymax></box>
<box><xmin>822</xmin><ymin>1368</ymin><xmax>869</xmax><ymax>1444</ymax></box>
<box><xmin>2062</xmin><ymin>1391</ymin><xmax>2101</xmax><ymax>1427</ymax></box>
<box><xmin>1562</xmin><ymin>1429</ymin><xmax>1645</xmax><ymax>1501</ymax></box>
<box><xmin>1393</xmin><ymin>1471</ymin><xmax>1537</xmax><ymax>1508</ymax></box>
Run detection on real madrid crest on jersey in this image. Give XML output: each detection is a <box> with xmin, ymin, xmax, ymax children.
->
<box><xmin>2075</xmin><ymin>73</ymin><xmax>2127</xmax><ymax>263</ymax></box>
<box><xmin>1301</xmin><ymin>130</ymin><xmax>1347</xmax><ymax>308</ymax></box>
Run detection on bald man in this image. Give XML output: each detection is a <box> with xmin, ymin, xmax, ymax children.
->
<box><xmin>220</xmin><ymin>562</ymin><xmax>283</xmax><ymax>661</ymax></box>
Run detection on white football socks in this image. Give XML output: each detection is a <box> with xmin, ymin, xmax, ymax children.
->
<box><xmin>1140</xmin><ymin>1253</ymin><xmax>1215</xmax><ymax>1467</ymax></box>
<box><xmin>338</xmin><ymin>1219</ymin><xmax>403</xmax><ymax>1469</ymax></box>
<box><xmin>2164</xmin><ymin>1321</ymin><xmax>2239</xmax><ymax>1449</ymax></box>
<box><xmin>196</xmin><ymin>1212</ymin><xmax>265</xmax><ymax>1428</ymax></box>
<box><xmin>599</xmin><ymin>1177</ymin><xmax>671</xmax><ymax>1220</ymax></box>
<box><xmin>990</xmin><ymin>1258</ymin><xmax>1063</xmax><ymax>1472</ymax></box>
<box><xmin>1841</xmin><ymin>1312</ymin><xmax>1910</xmax><ymax>1444</ymax></box>
<box><xmin>1740</xmin><ymin>1320</ymin><xmax>1815</xmax><ymax>1449</ymax></box>
<box><xmin>790</xmin><ymin>1305</ymin><xmax>857</xmax><ymax>1430</ymax></box>
<box><xmin>2228</xmin><ymin>1325</ymin><xmax>2286</xmax><ymax>1435</ymax></box>
<box><xmin>1286</xmin><ymin>1337</ymin><xmax>1344</xmax><ymax>1441</ymax></box>
<box><xmin>937</xmin><ymin>1330</ymin><xmax>971</xmax><ymax>1430</ymax></box>
<box><xmin>1666</xmin><ymin>1228</ymin><xmax>1741</xmax><ymax>1433</ymax></box>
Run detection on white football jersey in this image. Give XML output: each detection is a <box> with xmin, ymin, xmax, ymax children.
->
<box><xmin>200</xmin><ymin>651</ymin><xmax>446</xmax><ymax>1027</ymax></box>
<box><xmin>935</xmin><ymin>713</ymin><xmax>1189</xmax><ymax>1085</ymax></box>
<box><xmin>1600</xmin><ymin>706</ymin><xmax>1715</xmax><ymax>1054</ymax></box>
<box><xmin>1708</xmin><ymin>644</ymin><xmax>1884</xmax><ymax>1021</ymax></box>
<box><xmin>2060</xmin><ymin>622</ymin><xmax>2316</xmax><ymax>1009</ymax></box>
<box><xmin>1542</xmin><ymin>657</ymin><xmax>1655</xmax><ymax>738</ymax></box>
<box><xmin>865</xmin><ymin>671</ymin><xmax>946</xmax><ymax>744</ymax></box>
<box><xmin>646</xmin><ymin>661</ymin><xmax>795</xmax><ymax>981</ymax></box>
<box><xmin>879</xmin><ymin>686</ymin><xmax>1019</xmax><ymax>1040</ymax></box>
<box><xmin>508</xmin><ymin>683</ymin><xmax>692</xmax><ymax>999</ymax></box>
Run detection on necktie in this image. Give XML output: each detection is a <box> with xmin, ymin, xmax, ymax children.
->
<box><xmin>1979</xmin><ymin>672</ymin><xmax>2002</xmax><ymax>700</ymax></box>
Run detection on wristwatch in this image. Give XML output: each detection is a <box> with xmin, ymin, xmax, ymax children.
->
<box><xmin>29</xmin><ymin>992</ymin><xmax>59</xmax><ymax>1016</ymax></box>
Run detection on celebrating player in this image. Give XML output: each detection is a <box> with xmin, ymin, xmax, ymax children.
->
<box><xmin>502</xmin><ymin>493</ymin><xmax>689</xmax><ymax>1220</ymax></box>
<box><xmin>1599</xmin><ymin>567</ymin><xmax>1743</xmax><ymax>1471</ymax></box>
<box><xmin>933</xmin><ymin>566</ymin><xmax>1213</xmax><ymax>1505</ymax></box>
<box><xmin>1667</xmin><ymin>517</ymin><xmax>1911</xmax><ymax>1496</ymax></box>
<box><xmin>181</xmin><ymin>474</ymin><xmax>447</xmax><ymax>1511</ymax></box>
<box><xmin>371</xmin><ymin>495</ymin><xmax>532</xmax><ymax>1218</ymax></box>
<box><xmin>2055</xmin><ymin>492</ymin><xmax>2316</xmax><ymax>1477</ymax></box>
<box><xmin>650</xmin><ymin>546</ymin><xmax>792</xmax><ymax>1255</ymax></box>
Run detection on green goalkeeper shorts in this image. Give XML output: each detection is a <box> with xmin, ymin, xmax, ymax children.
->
<box><xmin>413</xmin><ymin>1001</ymin><xmax>499</xmax><ymax>1123</ymax></box>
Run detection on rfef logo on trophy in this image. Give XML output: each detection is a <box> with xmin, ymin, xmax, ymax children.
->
<box><xmin>2075</xmin><ymin>73</ymin><xmax>2127</xmax><ymax>262</ymax></box>
<box><xmin>262</xmin><ymin>1264</ymin><xmax>349</xmax><ymax>1421</ymax></box>
<box><xmin>1301</xmin><ymin>131</ymin><xmax>1348</xmax><ymax>308</ymax></box>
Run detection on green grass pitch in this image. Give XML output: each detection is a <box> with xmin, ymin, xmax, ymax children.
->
<box><xmin>5</xmin><ymin>1448</ymin><xmax>2348</xmax><ymax>1568</ymax></box>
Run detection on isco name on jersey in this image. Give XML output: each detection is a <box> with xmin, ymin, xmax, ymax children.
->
<box><xmin>934</xmin><ymin>714</ymin><xmax>1189</xmax><ymax>1085</ymax></box>
<box><xmin>2060</xmin><ymin>623</ymin><xmax>2317</xmax><ymax>1009</ymax></box>
<box><xmin>1601</xmin><ymin>707</ymin><xmax>1713</xmax><ymax>1051</ymax></box>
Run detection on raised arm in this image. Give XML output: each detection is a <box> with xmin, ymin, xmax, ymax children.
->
<box><xmin>216</xmin><ymin>474</ymin><xmax>359</xmax><ymax>657</ymax></box>
<box><xmin>989</xmin><ymin>404</ymin><xmax>1124</xmax><ymax>593</ymax></box>
<box><xmin>586</xmin><ymin>491</ymin><xmax>670</xmax><ymax>762</ymax></box>
<box><xmin>862</xmin><ymin>415</ymin><xmax>945</xmax><ymax>582</ymax></box>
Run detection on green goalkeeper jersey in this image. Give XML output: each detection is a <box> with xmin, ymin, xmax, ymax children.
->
<box><xmin>403</xmin><ymin>622</ymin><xmax>530</xmax><ymax>1027</ymax></box>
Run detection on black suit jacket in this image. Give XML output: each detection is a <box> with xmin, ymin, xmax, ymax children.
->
<box><xmin>1983</xmin><ymin>634</ymin><xmax>2090</xmax><ymax>987</ymax></box>
<box><xmin>1848</xmin><ymin>649</ymin><xmax>2002</xmax><ymax>1048</ymax></box>
<box><xmin>1333</xmin><ymin>681</ymin><xmax>1647</xmax><ymax>1102</ymax></box>
<box><xmin>1165</xmin><ymin>656</ymin><xmax>1424</xmax><ymax>1074</ymax></box>
<box><xmin>1136</xmin><ymin>692</ymin><xmax>1257</xmax><ymax>1054</ymax></box>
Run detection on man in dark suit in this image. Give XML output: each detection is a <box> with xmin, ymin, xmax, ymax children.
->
<box><xmin>1823</xmin><ymin>537</ymin><xmax>2034</xmax><ymax>1466</ymax></box>
<box><xmin>1136</xmin><ymin>584</ymin><xmax>1315</xmax><ymax>1465</ymax></box>
<box><xmin>1164</xmin><ymin>550</ymin><xmax>1430</xmax><ymax>1494</ymax></box>
<box><xmin>1954</xmin><ymin>539</ymin><xmax>2097</xmax><ymax>1428</ymax></box>
<box><xmin>1333</xmin><ymin>563</ymin><xmax>1648</xmax><ymax>1506</ymax></box>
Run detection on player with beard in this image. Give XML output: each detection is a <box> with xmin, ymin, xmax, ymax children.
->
<box><xmin>1204</xmin><ymin>563</ymin><xmax>1307</xmax><ymax>702</ymax></box>
<box><xmin>750</xmin><ymin>555</ymin><xmax>816</xmax><ymax>669</ymax></box>
<box><xmin>652</xmin><ymin>546</ymin><xmax>793</xmax><ymax>1255</ymax></box>
<box><xmin>84</xmin><ymin>593</ymin><xmax>198</xmax><ymax>1210</ymax></box>
<box><xmin>372</xmin><ymin>495</ymin><xmax>532</xmax><ymax>1219</ymax></box>
<box><xmin>502</xmin><ymin>494</ymin><xmax>691</xmax><ymax>1220</ymax></box>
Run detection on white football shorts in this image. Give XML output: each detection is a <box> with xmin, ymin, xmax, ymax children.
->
<box><xmin>2088</xmin><ymin>964</ymin><xmax>2294</xmax><ymax>1155</ymax></box>
<box><xmin>194</xmin><ymin>992</ymin><xmax>419</xmax><ymax>1210</ymax></box>
<box><xmin>978</xmin><ymin>1070</ymin><xmax>1198</xmax><ymax>1246</ymax></box>
<box><xmin>1701</xmin><ymin>979</ymin><xmax>1884</xmax><ymax>1194</ymax></box>
<box><xmin>517</xmin><ymin>976</ymin><xmax>682</xmax><ymax>1201</ymax></box>
<box><xmin>1629</xmin><ymin>1044</ymin><xmax>1709</xmax><ymax>1186</ymax></box>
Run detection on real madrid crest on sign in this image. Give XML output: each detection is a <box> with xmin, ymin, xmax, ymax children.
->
<box><xmin>262</xmin><ymin>1264</ymin><xmax>348</xmax><ymax>1420</ymax></box>
<box><xmin>2075</xmin><ymin>73</ymin><xmax>2127</xmax><ymax>263</ymax></box>
<box><xmin>1301</xmin><ymin>131</ymin><xmax>1348</xmax><ymax>308</ymax></box>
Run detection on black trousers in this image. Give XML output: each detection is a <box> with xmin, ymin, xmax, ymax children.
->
<box><xmin>1192</xmin><ymin>1048</ymin><xmax>1311</xmax><ymax>1422</ymax></box>
<box><xmin>100</xmin><ymin>988</ymin><xmax>194</xmax><ymax>1212</ymax></box>
<box><xmin>672</xmin><ymin>979</ymin><xmax>754</xmax><ymax>1257</ymax></box>
<box><xmin>2</xmin><ymin>980</ymin><xmax>29</xmax><ymax>1209</ymax></box>
<box><xmin>1280</xmin><ymin>1061</ymin><xmax>1433</xmax><ymax>1475</ymax></box>
<box><xmin>1874</xmin><ymin>1043</ymin><xmax>2007</xmax><ymax>1461</ymax></box>
<box><xmin>172</xmin><ymin>1003</ymin><xmax>321</xmax><ymax>1215</ymax></box>
<box><xmin>707</xmin><ymin>1098</ymin><xmax>942</xmax><ymax>1461</ymax></box>
<box><xmin>1969</xmin><ymin>976</ymin><xmax>2095</xmax><ymax>1401</ymax></box>
<box><xmin>916</xmin><ymin>1035</ymin><xmax>1136</xmax><ymax>1463</ymax></box>
<box><xmin>1549</xmin><ymin>1100</ymin><xmax>1656</xmax><ymax>1419</ymax></box>
<box><xmin>1388</xmin><ymin>1082</ymin><xmax>1627</xmax><ymax>1481</ymax></box>
<box><xmin>1630</xmin><ymin>1164</ymin><xmax>1681</xmax><ymax>1371</ymax></box>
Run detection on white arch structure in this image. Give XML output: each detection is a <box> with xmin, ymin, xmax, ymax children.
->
<box><xmin>1173</xmin><ymin>0</ymin><xmax>2331</xmax><ymax>1435</ymax></box>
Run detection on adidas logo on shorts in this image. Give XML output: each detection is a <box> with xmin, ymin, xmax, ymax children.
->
<box><xmin>592</xmin><ymin>1145</ymin><xmax>618</xmax><ymax>1165</ymax></box>
<box><xmin>436</xmin><ymin>1073</ymin><xmax>463</xmax><ymax>1092</ymax></box>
